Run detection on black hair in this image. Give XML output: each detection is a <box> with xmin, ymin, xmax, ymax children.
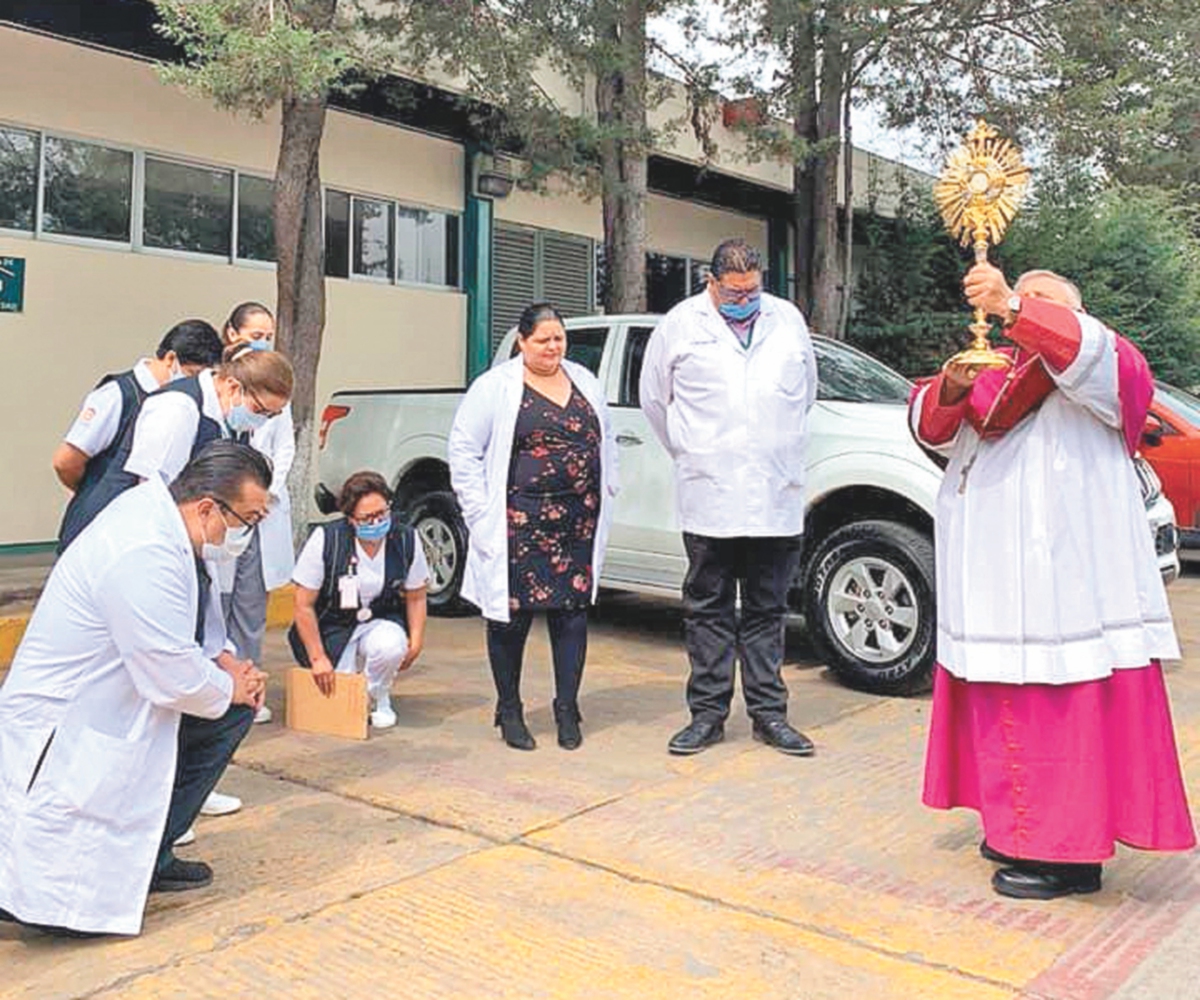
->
<box><xmin>710</xmin><ymin>239</ymin><xmax>763</xmax><ymax>279</ymax></box>
<box><xmin>156</xmin><ymin>320</ymin><xmax>224</xmax><ymax>368</ymax></box>
<box><xmin>170</xmin><ymin>440</ymin><xmax>273</xmax><ymax>505</ymax></box>
<box><xmin>516</xmin><ymin>302</ymin><xmax>564</xmax><ymax>339</ymax></box>
<box><xmin>225</xmin><ymin>301</ymin><xmax>274</xmax><ymax>339</ymax></box>
<box><xmin>338</xmin><ymin>470</ymin><xmax>393</xmax><ymax>517</ymax></box>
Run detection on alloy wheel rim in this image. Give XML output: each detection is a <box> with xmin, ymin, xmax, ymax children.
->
<box><xmin>826</xmin><ymin>556</ymin><xmax>919</xmax><ymax>664</ymax></box>
<box><xmin>416</xmin><ymin>516</ymin><xmax>457</xmax><ymax>596</ymax></box>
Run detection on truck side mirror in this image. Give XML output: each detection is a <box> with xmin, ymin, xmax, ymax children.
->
<box><xmin>1142</xmin><ymin>413</ymin><xmax>1165</xmax><ymax>448</ymax></box>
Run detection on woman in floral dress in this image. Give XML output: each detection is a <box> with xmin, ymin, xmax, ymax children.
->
<box><xmin>449</xmin><ymin>304</ymin><xmax>618</xmax><ymax>751</ymax></box>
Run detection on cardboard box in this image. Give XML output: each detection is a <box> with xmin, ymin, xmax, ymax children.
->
<box><xmin>285</xmin><ymin>667</ymin><xmax>368</xmax><ymax>740</ymax></box>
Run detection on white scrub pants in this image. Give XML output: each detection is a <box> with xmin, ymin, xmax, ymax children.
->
<box><xmin>334</xmin><ymin>619</ymin><xmax>409</xmax><ymax>701</ymax></box>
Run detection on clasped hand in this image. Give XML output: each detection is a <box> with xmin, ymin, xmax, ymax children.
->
<box><xmin>219</xmin><ymin>653</ymin><xmax>268</xmax><ymax>708</ymax></box>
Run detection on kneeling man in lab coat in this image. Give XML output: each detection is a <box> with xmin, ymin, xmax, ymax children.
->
<box><xmin>0</xmin><ymin>441</ymin><xmax>270</xmax><ymax>936</ymax></box>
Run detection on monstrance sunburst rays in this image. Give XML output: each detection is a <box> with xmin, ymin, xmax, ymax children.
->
<box><xmin>935</xmin><ymin>119</ymin><xmax>1031</xmax><ymax>370</ymax></box>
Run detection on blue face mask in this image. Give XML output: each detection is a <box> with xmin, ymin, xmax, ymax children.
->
<box><xmin>226</xmin><ymin>403</ymin><xmax>270</xmax><ymax>435</ymax></box>
<box><xmin>354</xmin><ymin>515</ymin><xmax>391</xmax><ymax>542</ymax></box>
<box><xmin>247</xmin><ymin>339</ymin><xmax>274</xmax><ymax>352</ymax></box>
<box><xmin>718</xmin><ymin>294</ymin><xmax>761</xmax><ymax>322</ymax></box>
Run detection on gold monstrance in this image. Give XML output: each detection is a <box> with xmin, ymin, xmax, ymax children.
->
<box><xmin>934</xmin><ymin>119</ymin><xmax>1031</xmax><ymax>370</ymax></box>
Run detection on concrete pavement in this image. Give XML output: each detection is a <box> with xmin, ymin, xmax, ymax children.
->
<box><xmin>3</xmin><ymin>585</ymin><xmax>1200</xmax><ymax>999</ymax></box>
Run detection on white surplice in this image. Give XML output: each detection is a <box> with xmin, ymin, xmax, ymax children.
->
<box><xmin>912</xmin><ymin>313</ymin><xmax>1179</xmax><ymax>685</ymax></box>
<box><xmin>0</xmin><ymin>478</ymin><xmax>233</xmax><ymax>935</ymax></box>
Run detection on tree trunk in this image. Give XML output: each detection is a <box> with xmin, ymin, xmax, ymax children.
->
<box><xmin>789</xmin><ymin>10</ymin><xmax>818</xmax><ymax>314</ymax></box>
<box><xmin>809</xmin><ymin>4</ymin><xmax>846</xmax><ymax>337</ymax></box>
<box><xmin>274</xmin><ymin>92</ymin><xmax>329</xmax><ymax>545</ymax></box>
<box><xmin>596</xmin><ymin>0</ymin><xmax>648</xmax><ymax>314</ymax></box>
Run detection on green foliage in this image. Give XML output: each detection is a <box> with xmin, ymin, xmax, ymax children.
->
<box><xmin>1001</xmin><ymin>164</ymin><xmax>1200</xmax><ymax>385</ymax></box>
<box><xmin>846</xmin><ymin>175</ymin><xmax>965</xmax><ymax>377</ymax></box>
<box><xmin>152</xmin><ymin>0</ymin><xmax>383</xmax><ymax>116</ymax></box>
<box><xmin>1018</xmin><ymin>0</ymin><xmax>1200</xmax><ymax>199</ymax></box>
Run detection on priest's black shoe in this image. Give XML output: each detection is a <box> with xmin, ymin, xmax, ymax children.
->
<box><xmin>752</xmin><ymin>717</ymin><xmax>815</xmax><ymax>756</ymax></box>
<box><xmin>554</xmin><ymin>701</ymin><xmax>583</xmax><ymax>750</ymax></box>
<box><xmin>992</xmin><ymin>863</ymin><xmax>1102</xmax><ymax>900</ymax></box>
<box><xmin>668</xmin><ymin>718</ymin><xmax>725</xmax><ymax>755</ymax></box>
<box><xmin>495</xmin><ymin>708</ymin><xmax>536</xmax><ymax>751</ymax></box>
<box><xmin>150</xmin><ymin>857</ymin><xmax>214</xmax><ymax>893</ymax></box>
<box><xmin>980</xmin><ymin>840</ymin><xmax>1020</xmax><ymax>865</ymax></box>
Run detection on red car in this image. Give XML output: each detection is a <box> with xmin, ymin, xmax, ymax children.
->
<box><xmin>1144</xmin><ymin>382</ymin><xmax>1200</xmax><ymax>552</ymax></box>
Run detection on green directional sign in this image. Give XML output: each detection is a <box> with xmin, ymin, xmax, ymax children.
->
<box><xmin>0</xmin><ymin>257</ymin><xmax>25</xmax><ymax>313</ymax></box>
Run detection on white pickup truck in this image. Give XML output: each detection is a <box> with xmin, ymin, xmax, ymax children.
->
<box><xmin>314</xmin><ymin>313</ymin><xmax>1180</xmax><ymax>696</ymax></box>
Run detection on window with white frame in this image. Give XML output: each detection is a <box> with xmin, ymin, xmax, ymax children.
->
<box><xmin>352</xmin><ymin>196</ymin><xmax>395</xmax><ymax>280</ymax></box>
<box><xmin>236</xmin><ymin>173</ymin><xmax>275</xmax><ymax>262</ymax></box>
<box><xmin>0</xmin><ymin>125</ymin><xmax>38</xmax><ymax>231</ymax></box>
<box><xmin>645</xmin><ymin>251</ymin><xmax>710</xmax><ymax>313</ymax></box>
<box><xmin>42</xmin><ymin>135</ymin><xmax>133</xmax><ymax>243</ymax></box>
<box><xmin>143</xmin><ymin>156</ymin><xmax>233</xmax><ymax>256</ymax></box>
<box><xmin>325</xmin><ymin>188</ymin><xmax>460</xmax><ymax>289</ymax></box>
<box><xmin>0</xmin><ymin>122</ymin><xmax>460</xmax><ymax>292</ymax></box>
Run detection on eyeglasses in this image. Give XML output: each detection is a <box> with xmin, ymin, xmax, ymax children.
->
<box><xmin>352</xmin><ymin>509</ymin><xmax>390</xmax><ymax>526</ymax></box>
<box><xmin>238</xmin><ymin>382</ymin><xmax>284</xmax><ymax>419</ymax></box>
<box><xmin>217</xmin><ymin>498</ymin><xmax>265</xmax><ymax>528</ymax></box>
<box><xmin>714</xmin><ymin>283</ymin><xmax>762</xmax><ymax>305</ymax></box>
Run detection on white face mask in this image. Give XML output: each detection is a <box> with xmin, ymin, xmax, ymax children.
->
<box><xmin>200</xmin><ymin>506</ymin><xmax>253</xmax><ymax>563</ymax></box>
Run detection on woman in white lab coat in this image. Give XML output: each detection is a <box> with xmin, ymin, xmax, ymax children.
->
<box><xmin>218</xmin><ymin>302</ymin><xmax>296</xmax><ymax>725</ymax></box>
<box><xmin>448</xmin><ymin>303</ymin><xmax>618</xmax><ymax>752</ymax></box>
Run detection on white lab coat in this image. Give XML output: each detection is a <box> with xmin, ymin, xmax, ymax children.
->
<box><xmin>0</xmin><ymin>478</ymin><xmax>234</xmax><ymax>935</ymax></box>
<box><xmin>216</xmin><ymin>403</ymin><xmax>296</xmax><ymax>593</ymax></box>
<box><xmin>448</xmin><ymin>357</ymin><xmax>619</xmax><ymax>622</ymax></box>
<box><xmin>639</xmin><ymin>290</ymin><xmax>818</xmax><ymax>538</ymax></box>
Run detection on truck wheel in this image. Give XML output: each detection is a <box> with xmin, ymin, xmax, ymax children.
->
<box><xmin>405</xmin><ymin>490</ymin><xmax>474</xmax><ymax>616</ymax></box>
<box><xmin>803</xmin><ymin>519</ymin><xmax>935</xmax><ymax>696</ymax></box>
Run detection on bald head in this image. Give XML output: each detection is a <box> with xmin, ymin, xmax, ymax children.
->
<box><xmin>1015</xmin><ymin>270</ymin><xmax>1084</xmax><ymax>310</ymax></box>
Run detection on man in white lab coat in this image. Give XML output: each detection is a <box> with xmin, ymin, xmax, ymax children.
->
<box><xmin>0</xmin><ymin>441</ymin><xmax>270</xmax><ymax>936</ymax></box>
<box><xmin>640</xmin><ymin>239</ymin><xmax>819</xmax><ymax>756</ymax></box>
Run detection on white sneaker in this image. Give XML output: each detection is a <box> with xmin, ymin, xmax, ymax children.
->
<box><xmin>254</xmin><ymin>704</ymin><xmax>273</xmax><ymax>724</ymax></box>
<box><xmin>174</xmin><ymin>826</ymin><xmax>196</xmax><ymax>847</ymax></box>
<box><xmin>200</xmin><ymin>791</ymin><xmax>243</xmax><ymax>816</ymax></box>
<box><xmin>370</xmin><ymin>695</ymin><xmax>397</xmax><ymax>730</ymax></box>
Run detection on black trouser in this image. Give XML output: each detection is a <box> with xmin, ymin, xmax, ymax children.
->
<box><xmin>486</xmin><ymin>609</ymin><xmax>588</xmax><ymax>716</ymax></box>
<box><xmin>681</xmin><ymin>532</ymin><xmax>803</xmax><ymax>724</ymax></box>
<box><xmin>155</xmin><ymin>705</ymin><xmax>255</xmax><ymax>873</ymax></box>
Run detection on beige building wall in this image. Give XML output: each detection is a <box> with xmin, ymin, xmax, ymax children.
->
<box><xmin>0</xmin><ymin>27</ymin><xmax>465</xmax><ymax>545</ymax></box>
<box><xmin>495</xmin><ymin>176</ymin><xmax>604</xmax><ymax>240</ymax></box>
<box><xmin>646</xmin><ymin>195</ymin><xmax>768</xmax><ymax>260</ymax></box>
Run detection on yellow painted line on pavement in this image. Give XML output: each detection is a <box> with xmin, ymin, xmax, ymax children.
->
<box><xmin>109</xmin><ymin>845</ymin><xmax>1016</xmax><ymax>1000</ymax></box>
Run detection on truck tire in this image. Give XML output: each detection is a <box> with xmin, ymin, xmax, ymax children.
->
<box><xmin>803</xmin><ymin>519</ymin><xmax>935</xmax><ymax>696</ymax></box>
<box><xmin>404</xmin><ymin>490</ymin><xmax>474</xmax><ymax>616</ymax></box>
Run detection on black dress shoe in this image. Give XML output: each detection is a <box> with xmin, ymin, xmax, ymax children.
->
<box><xmin>554</xmin><ymin>702</ymin><xmax>583</xmax><ymax>751</ymax></box>
<box><xmin>752</xmin><ymin>717</ymin><xmax>815</xmax><ymax>756</ymax></box>
<box><xmin>980</xmin><ymin>840</ymin><xmax>1021</xmax><ymax>865</ymax></box>
<box><xmin>668</xmin><ymin>718</ymin><xmax>725</xmax><ymax>755</ymax></box>
<box><xmin>150</xmin><ymin>857</ymin><xmax>214</xmax><ymax>893</ymax></box>
<box><xmin>495</xmin><ymin>709</ymin><xmax>536</xmax><ymax>751</ymax></box>
<box><xmin>992</xmin><ymin>863</ymin><xmax>1102</xmax><ymax>900</ymax></box>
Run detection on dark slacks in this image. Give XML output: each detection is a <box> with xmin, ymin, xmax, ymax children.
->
<box><xmin>486</xmin><ymin>609</ymin><xmax>588</xmax><ymax>715</ymax></box>
<box><xmin>155</xmin><ymin>704</ymin><xmax>254</xmax><ymax>873</ymax></box>
<box><xmin>681</xmin><ymin>532</ymin><xmax>803</xmax><ymax>723</ymax></box>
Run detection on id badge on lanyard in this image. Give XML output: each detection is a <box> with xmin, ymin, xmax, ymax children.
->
<box><xmin>338</xmin><ymin>557</ymin><xmax>373</xmax><ymax>622</ymax></box>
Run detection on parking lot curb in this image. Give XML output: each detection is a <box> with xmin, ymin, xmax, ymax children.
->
<box><xmin>0</xmin><ymin>586</ymin><xmax>296</xmax><ymax>672</ymax></box>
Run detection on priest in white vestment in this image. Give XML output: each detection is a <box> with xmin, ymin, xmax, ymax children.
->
<box><xmin>911</xmin><ymin>262</ymin><xmax>1195</xmax><ymax>900</ymax></box>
